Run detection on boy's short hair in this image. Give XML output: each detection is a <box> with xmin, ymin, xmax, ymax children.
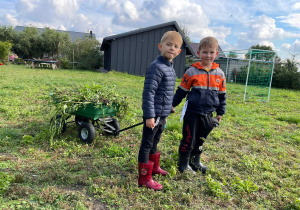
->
<box><xmin>160</xmin><ymin>31</ymin><xmax>183</xmax><ymax>46</ymax></box>
<box><xmin>198</xmin><ymin>37</ymin><xmax>218</xmax><ymax>51</ymax></box>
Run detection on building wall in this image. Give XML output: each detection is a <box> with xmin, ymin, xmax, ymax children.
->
<box><xmin>108</xmin><ymin>26</ymin><xmax>187</xmax><ymax>77</ymax></box>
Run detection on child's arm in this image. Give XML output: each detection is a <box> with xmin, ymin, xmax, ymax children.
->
<box><xmin>172</xmin><ymin>74</ymin><xmax>192</xmax><ymax>110</ymax></box>
<box><xmin>146</xmin><ymin>118</ymin><xmax>155</xmax><ymax>129</ymax></box>
<box><xmin>142</xmin><ymin>65</ymin><xmax>163</xmax><ymax>127</ymax></box>
<box><xmin>216</xmin><ymin>75</ymin><xmax>226</xmax><ymax>122</ymax></box>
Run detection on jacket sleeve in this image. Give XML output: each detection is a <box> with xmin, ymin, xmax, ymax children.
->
<box><xmin>172</xmin><ymin>73</ymin><xmax>192</xmax><ymax>107</ymax></box>
<box><xmin>142</xmin><ymin>64</ymin><xmax>163</xmax><ymax>119</ymax></box>
<box><xmin>216</xmin><ymin>76</ymin><xmax>226</xmax><ymax>116</ymax></box>
<box><xmin>216</xmin><ymin>93</ymin><xmax>226</xmax><ymax>115</ymax></box>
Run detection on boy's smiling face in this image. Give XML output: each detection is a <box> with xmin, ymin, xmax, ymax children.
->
<box><xmin>197</xmin><ymin>45</ymin><xmax>219</xmax><ymax>69</ymax></box>
<box><xmin>158</xmin><ymin>37</ymin><xmax>182</xmax><ymax>62</ymax></box>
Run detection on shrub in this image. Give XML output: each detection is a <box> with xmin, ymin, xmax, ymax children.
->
<box><xmin>0</xmin><ymin>41</ymin><xmax>12</xmax><ymax>64</ymax></box>
<box><xmin>0</xmin><ymin>172</ymin><xmax>15</xmax><ymax>194</ymax></box>
<box><xmin>60</xmin><ymin>57</ymin><xmax>70</xmax><ymax>69</ymax></box>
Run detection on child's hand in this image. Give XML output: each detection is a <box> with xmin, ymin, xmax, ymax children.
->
<box><xmin>171</xmin><ymin>107</ymin><xmax>175</xmax><ymax>113</ymax></box>
<box><xmin>146</xmin><ymin>118</ymin><xmax>155</xmax><ymax>129</ymax></box>
<box><xmin>216</xmin><ymin>115</ymin><xmax>222</xmax><ymax>122</ymax></box>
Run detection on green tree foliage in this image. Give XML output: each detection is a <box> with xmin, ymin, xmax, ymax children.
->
<box><xmin>41</xmin><ymin>28</ymin><xmax>71</xmax><ymax>60</ymax></box>
<box><xmin>228</xmin><ymin>51</ymin><xmax>238</xmax><ymax>58</ymax></box>
<box><xmin>272</xmin><ymin>58</ymin><xmax>300</xmax><ymax>90</ymax></box>
<box><xmin>60</xmin><ymin>37</ymin><xmax>102</xmax><ymax>70</ymax></box>
<box><xmin>13</xmin><ymin>26</ymin><xmax>44</xmax><ymax>59</ymax></box>
<box><xmin>0</xmin><ymin>41</ymin><xmax>12</xmax><ymax>64</ymax></box>
<box><xmin>0</xmin><ymin>25</ymin><xmax>16</xmax><ymax>42</ymax></box>
<box><xmin>179</xmin><ymin>24</ymin><xmax>191</xmax><ymax>43</ymax></box>
<box><xmin>10</xmin><ymin>26</ymin><xmax>71</xmax><ymax>60</ymax></box>
<box><xmin>245</xmin><ymin>44</ymin><xmax>274</xmax><ymax>61</ymax></box>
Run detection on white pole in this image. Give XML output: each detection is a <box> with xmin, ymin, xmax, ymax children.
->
<box><xmin>73</xmin><ymin>49</ymin><xmax>74</xmax><ymax>69</ymax></box>
<box><xmin>267</xmin><ymin>52</ymin><xmax>276</xmax><ymax>102</ymax></box>
<box><xmin>225</xmin><ymin>57</ymin><xmax>230</xmax><ymax>80</ymax></box>
<box><xmin>244</xmin><ymin>49</ymin><xmax>252</xmax><ymax>101</ymax></box>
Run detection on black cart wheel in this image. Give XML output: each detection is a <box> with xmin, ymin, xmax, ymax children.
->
<box><xmin>50</xmin><ymin>115</ymin><xmax>67</xmax><ymax>133</ymax></box>
<box><xmin>75</xmin><ymin>115</ymin><xmax>89</xmax><ymax>126</ymax></box>
<box><xmin>108</xmin><ymin>118</ymin><xmax>120</xmax><ymax>136</ymax></box>
<box><xmin>78</xmin><ymin>122</ymin><xmax>95</xmax><ymax>143</ymax></box>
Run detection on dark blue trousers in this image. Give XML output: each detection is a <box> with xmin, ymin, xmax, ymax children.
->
<box><xmin>138</xmin><ymin>116</ymin><xmax>166</xmax><ymax>163</ymax></box>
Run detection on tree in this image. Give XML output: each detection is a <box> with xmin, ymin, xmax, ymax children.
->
<box><xmin>228</xmin><ymin>51</ymin><xmax>238</xmax><ymax>58</ymax></box>
<box><xmin>245</xmin><ymin>44</ymin><xmax>275</xmax><ymax>61</ymax></box>
<box><xmin>179</xmin><ymin>24</ymin><xmax>191</xmax><ymax>43</ymax></box>
<box><xmin>60</xmin><ymin>37</ymin><xmax>102</xmax><ymax>70</ymax></box>
<box><xmin>272</xmin><ymin>57</ymin><xmax>300</xmax><ymax>90</ymax></box>
<box><xmin>0</xmin><ymin>41</ymin><xmax>12</xmax><ymax>64</ymax></box>
<box><xmin>0</xmin><ymin>25</ymin><xmax>16</xmax><ymax>42</ymax></box>
<box><xmin>13</xmin><ymin>26</ymin><xmax>44</xmax><ymax>59</ymax></box>
<box><xmin>41</xmin><ymin>28</ymin><xmax>71</xmax><ymax>60</ymax></box>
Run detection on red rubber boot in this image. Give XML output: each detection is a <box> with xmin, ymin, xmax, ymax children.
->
<box><xmin>138</xmin><ymin>161</ymin><xmax>162</xmax><ymax>190</ymax></box>
<box><xmin>149</xmin><ymin>151</ymin><xmax>168</xmax><ymax>176</ymax></box>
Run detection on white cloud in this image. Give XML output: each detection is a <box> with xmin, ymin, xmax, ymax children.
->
<box><xmin>278</xmin><ymin>14</ymin><xmax>300</xmax><ymax>29</ymax></box>
<box><xmin>105</xmin><ymin>0</ymin><xmax>140</xmax><ymax>25</ymax></box>
<box><xmin>281</xmin><ymin>43</ymin><xmax>292</xmax><ymax>51</ymax></box>
<box><xmin>52</xmin><ymin>0</ymin><xmax>80</xmax><ymax>18</ymax></box>
<box><xmin>16</xmin><ymin>0</ymin><xmax>37</xmax><ymax>13</ymax></box>
<box><xmin>15</xmin><ymin>0</ymin><xmax>81</xmax><ymax>24</ymax></box>
<box><xmin>198</xmin><ymin>0</ymin><xmax>253</xmax><ymax>23</ymax></box>
<box><xmin>69</xmin><ymin>14</ymin><xmax>92</xmax><ymax>32</ymax></box>
<box><xmin>123</xmin><ymin>1</ymin><xmax>138</xmax><ymax>20</ymax></box>
<box><xmin>292</xmin><ymin>39</ymin><xmax>300</xmax><ymax>54</ymax></box>
<box><xmin>3</xmin><ymin>14</ymin><xmax>19</xmax><ymax>26</ymax></box>
<box><xmin>293</xmin><ymin>2</ymin><xmax>300</xmax><ymax>10</ymax></box>
<box><xmin>241</xmin><ymin>15</ymin><xmax>285</xmax><ymax>41</ymax></box>
<box><xmin>57</xmin><ymin>25</ymin><xmax>67</xmax><ymax>31</ymax></box>
<box><xmin>280</xmin><ymin>39</ymin><xmax>300</xmax><ymax>55</ymax></box>
<box><xmin>259</xmin><ymin>40</ymin><xmax>275</xmax><ymax>50</ymax></box>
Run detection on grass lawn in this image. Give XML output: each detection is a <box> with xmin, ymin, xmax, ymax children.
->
<box><xmin>0</xmin><ymin>64</ymin><xmax>299</xmax><ymax>209</ymax></box>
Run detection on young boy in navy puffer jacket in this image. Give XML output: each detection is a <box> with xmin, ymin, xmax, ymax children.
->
<box><xmin>138</xmin><ymin>31</ymin><xmax>182</xmax><ymax>191</ymax></box>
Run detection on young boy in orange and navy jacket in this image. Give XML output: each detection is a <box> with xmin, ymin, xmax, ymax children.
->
<box><xmin>172</xmin><ymin>36</ymin><xmax>226</xmax><ymax>174</ymax></box>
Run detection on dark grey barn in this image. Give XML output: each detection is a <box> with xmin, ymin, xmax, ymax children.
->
<box><xmin>100</xmin><ymin>21</ymin><xmax>194</xmax><ymax>77</ymax></box>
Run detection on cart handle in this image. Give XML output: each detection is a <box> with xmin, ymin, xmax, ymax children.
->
<box><xmin>118</xmin><ymin>122</ymin><xmax>143</xmax><ymax>133</ymax></box>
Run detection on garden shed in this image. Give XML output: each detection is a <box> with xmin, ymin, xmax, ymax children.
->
<box><xmin>100</xmin><ymin>21</ymin><xmax>194</xmax><ymax>77</ymax></box>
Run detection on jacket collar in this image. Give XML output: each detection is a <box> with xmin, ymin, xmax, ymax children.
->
<box><xmin>157</xmin><ymin>55</ymin><xmax>173</xmax><ymax>67</ymax></box>
<box><xmin>191</xmin><ymin>62</ymin><xmax>219</xmax><ymax>70</ymax></box>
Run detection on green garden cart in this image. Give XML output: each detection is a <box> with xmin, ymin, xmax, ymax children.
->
<box><xmin>52</xmin><ymin>103</ymin><xmax>143</xmax><ymax>144</ymax></box>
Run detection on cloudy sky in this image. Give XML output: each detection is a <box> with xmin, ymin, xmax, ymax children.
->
<box><xmin>1</xmin><ymin>0</ymin><xmax>300</xmax><ymax>61</ymax></box>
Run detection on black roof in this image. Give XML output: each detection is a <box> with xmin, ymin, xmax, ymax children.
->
<box><xmin>100</xmin><ymin>21</ymin><xmax>195</xmax><ymax>56</ymax></box>
<box><xmin>14</xmin><ymin>26</ymin><xmax>95</xmax><ymax>42</ymax></box>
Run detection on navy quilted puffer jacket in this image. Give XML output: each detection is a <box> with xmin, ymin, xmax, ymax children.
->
<box><xmin>142</xmin><ymin>55</ymin><xmax>176</xmax><ymax>119</ymax></box>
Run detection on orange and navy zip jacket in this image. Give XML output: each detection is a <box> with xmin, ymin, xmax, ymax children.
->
<box><xmin>172</xmin><ymin>62</ymin><xmax>226</xmax><ymax>116</ymax></box>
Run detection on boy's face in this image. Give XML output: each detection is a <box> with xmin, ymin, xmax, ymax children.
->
<box><xmin>197</xmin><ymin>45</ymin><xmax>219</xmax><ymax>68</ymax></box>
<box><xmin>158</xmin><ymin>38</ymin><xmax>182</xmax><ymax>62</ymax></box>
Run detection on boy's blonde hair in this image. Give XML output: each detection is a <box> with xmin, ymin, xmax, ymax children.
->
<box><xmin>198</xmin><ymin>37</ymin><xmax>218</xmax><ymax>51</ymax></box>
<box><xmin>160</xmin><ymin>31</ymin><xmax>183</xmax><ymax>46</ymax></box>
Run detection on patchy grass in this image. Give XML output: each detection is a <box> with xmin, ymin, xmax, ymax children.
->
<box><xmin>0</xmin><ymin>64</ymin><xmax>299</xmax><ymax>209</ymax></box>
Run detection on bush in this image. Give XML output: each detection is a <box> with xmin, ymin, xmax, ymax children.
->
<box><xmin>272</xmin><ymin>59</ymin><xmax>300</xmax><ymax>90</ymax></box>
<box><xmin>60</xmin><ymin>57</ymin><xmax>70</xmax><ymax>69</ymax></box>
<box><xmin>13</xmin><ymin>58</ymin><xmax>25</xmax><ymax>64</ymax></box>
<box><xmin>0</xmin><ymin>41</ymin><xmax>12</xmax><ymax>64</ymax></box>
